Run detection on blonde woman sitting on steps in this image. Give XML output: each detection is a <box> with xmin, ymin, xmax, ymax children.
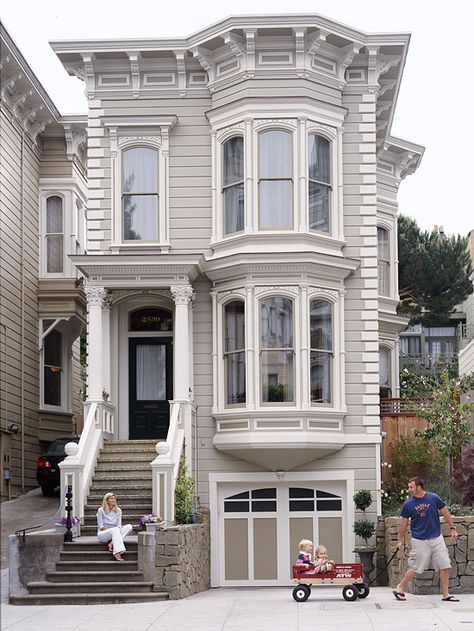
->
<box><xmin>97</xmin><ymin>492</ymin><xmax>133</xmax><ymax>561</ymax></box>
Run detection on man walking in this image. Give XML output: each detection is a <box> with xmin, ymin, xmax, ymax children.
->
<box><xmin>393</xmin><ymin>476</ymin><xmax>459</xmax><ymax>602</ymax></box>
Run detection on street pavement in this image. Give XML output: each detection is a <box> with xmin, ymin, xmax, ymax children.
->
<box><xmin>1</xmin><ymin>489</ymin><xmax>474</xmax><ymax>630</ymax></box>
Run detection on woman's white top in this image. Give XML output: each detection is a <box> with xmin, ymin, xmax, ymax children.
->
<box><xmin>97</xmin><ymin>507</ymin><xmax>122</xmax><ymax>531</ymax></box>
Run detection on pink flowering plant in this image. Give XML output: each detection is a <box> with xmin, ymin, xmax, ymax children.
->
<box><xmin>58</xmin><ymin>516</ymin><xmax>80</xmax><ymax>526</ymax></box>
<box><xmin>138</xmin><ymin>513</ymin><xmax>162</xmax><ymax>531</ymax></box>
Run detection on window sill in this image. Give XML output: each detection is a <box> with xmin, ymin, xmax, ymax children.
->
<box><xmin>109</xmin><ymin>242</ymin><xmax>170</xmax><ymax>254</ymax></box>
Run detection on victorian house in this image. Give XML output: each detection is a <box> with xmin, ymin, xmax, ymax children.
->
<box><xmin>4</xmin><ymin>14</ymin><xmax>424</xmax><ymax>586</ymax></box>
<box><xmin>0</xmin><ymin>25</ymin><xmax>86</xmax><ymax>500</ymax></box>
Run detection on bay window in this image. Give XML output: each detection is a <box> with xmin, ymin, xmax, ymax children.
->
<box><xmin>224</xmin><ymin>301</ymin><xmax>246</xmax><ymax>405</ymax></box>
<box><xmin>258</xmin><ymin>130</ymin><xmax>293</xmax><ymax>230</ymax></box>
<box><xmin>46</xmin><ymin>196</ymin><xmax>64</xmax><ymax>273</ymax></box>
<box><xmin>260</xmin><ymin>297</ymin><xmax>294</xmax><ymax>403</ymax></box>
<box><xmin>310</xmin><ymin>299</ymin><xmax>333</xmax><ymax>404</ymax></box>
<box><xmin>223</xmin><ymin>137</ymin><xmax>244</xmax><ymax>235</ymax></box>
<box><xmin>308</xmin><ymin>134</ymin><xmax>331</xmax><ymax>233</ymax></box>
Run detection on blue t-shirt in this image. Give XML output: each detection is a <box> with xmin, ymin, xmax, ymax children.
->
<box><xmin>400</xmin><ymin>491</ymin><xmax>446</xmax><ymax>540</ymax></box>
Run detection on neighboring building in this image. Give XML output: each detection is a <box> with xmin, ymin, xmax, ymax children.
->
<box><xmin>459</xmin><ymin>229</ymin><xmax>474</xmax><ymax>376</ymax></box>
<box><xmin>4</xmin><ymin>14</ymin><xmax>424</xmax><ymax>585</ymax></box>
<box><xmin>0</xmin><ymin>25</ymin><xmax>86</xmax><ymax>500</ymax></box>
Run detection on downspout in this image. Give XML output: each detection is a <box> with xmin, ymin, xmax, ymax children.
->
<box><xmin>20</xmin><ymin>129</ymin><xmax>25</xmax><ymax>492</ymax></box>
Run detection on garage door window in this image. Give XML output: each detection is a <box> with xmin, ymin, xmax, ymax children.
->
<box><xmin>289</xmin><ymin>487</ymin><xmax>342</xmax><ymax>511</ymax></box>
<box><xmin>224</xmin><ymin>488</ymin><xmax>277</xmax><ymax>513</ymax></box>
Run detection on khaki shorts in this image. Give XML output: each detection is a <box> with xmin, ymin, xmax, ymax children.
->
<box><xmin>407</xmin><ymin>535</ymin><xmax>451</xmax><ymax>573</ymax></box>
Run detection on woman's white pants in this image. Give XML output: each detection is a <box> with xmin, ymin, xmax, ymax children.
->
<box><xmin>97</xmin><ymin>524</ymin><xmax>133</xmax><ymax>554</ymax></box>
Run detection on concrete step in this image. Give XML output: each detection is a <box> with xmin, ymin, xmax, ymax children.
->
<box><xmin>98</xmin><ymin>454</ymin><xmax>156</xmax><ymax>463</ymax></box>
<box><xmin>95</xmin><ymin>462</ymin><xmax>152</xmax><ymax>472</ymax></box>
<box><xmin>86</xmin><ymin>482</ymin><xmax>152</xmax><ymax>492</ymax></box>
<box><xmin>60</xmin><ymin>550</ymin><xmax>138</xmax><ymax>562</ymax></box>
<box><xmin>56</xmin><ymin>560</ymin><xmax>138</xmax><ymax>572</ymax></box>
<box><xmin>101</xmin><ymin>440</ymin><xmax>158</xmax><ymax>453</ymax></box>
<box><xmin>92</xmin><ymin>471</ymin><xmax>153</xmax><ymax>481</ymax></box>
<box><xmin>63</xmin><ymin>540</ymin><xmax>137</xmax><ymax>552</ymax></box>
<box><xmin>86</xmin><ymin>494</ymin><xmax>153</xmax><ymax>504</ymax></box>
<box><xmin>85</xmin><ymin>502</ymin><xmax>153</xmax><ymax>513</ymax></box>
<box><xmin>28</xmin><ymin>581</ymin><xmax>154</xmax><ymax>594</ymax></box>
<box><xmin>84</xmin><ymin>511</ymin><xmax>147</xmax><ymax>522</ymax></box>
<box><xmin>10</xmin><ymin>592</ymin><xmax>169</xmax><ymax>605</ymax></box>
<box><xmin>46</xmin><ymin>571</ymin><xmax>145</xmax><ymax>583</ymax></box>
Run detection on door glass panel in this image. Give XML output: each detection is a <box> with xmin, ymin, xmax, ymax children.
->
<box><xmin>136</xmin><ymin>344</ymin><xmax>166</xmax><ymax>400</ymax></box>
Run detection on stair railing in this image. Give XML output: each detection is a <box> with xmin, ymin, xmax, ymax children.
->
<box><xmin>59</xmin><ymin>400</ymin><xmax>115</xmax><ymax>522</ymax></box>
<box><xmin>151</xmin><ymin>400</ymin><xmax>186</xmax><ymax>523</ymax></box>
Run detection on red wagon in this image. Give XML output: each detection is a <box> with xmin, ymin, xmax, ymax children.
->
<box><xmin>292</xmin><ymin>563</ymin><xmax>369</xmax><ymax>602</ymax></box>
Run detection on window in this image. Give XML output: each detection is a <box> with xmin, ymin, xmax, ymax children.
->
<box><xmin>308</xmin><ymin>135</ymin><xmax>331</xmax><ymax>232</ymax></box>
<box><xmin>310</xmin><ymin>299</ymin><xmax>333</xmax><ymax>404</ymax></box>
<box><xmin>122</xmin><ymin>147</ymin><xmax>159</xmax><ymax>241</ymax></box>
<box><xmin>258</xmin><ymin>130</ymin><xmax>293</xmax><ymax>229</ymax></box>
<box><xmin>46</xmin><ymin>196</ymin><xmax>63</xmax><ymax>273</ymax></box>
<box><xmin>379</xmin><ymin>346</ymin><xmax>391</xmax><ymax>398</ymax></box>
<box><xmin>223</xmin><ymin>137</ymin><xmax>244</xmax><ymax>235</ymax></box>
<box><xmin>260</xmin><ymin>297</ymin><xmax>294</xmax><ymax>403</ymax></box>
<box><xmin>224</xmin><ymin>301</ymin><xmax>246</xmax><ymax>405</ymax></box>
<box><xmin>289</xmin><ymin>487</ymin><xmax>342</xmax><ymax>512</ymax></box>
<box><xmin>224</xmin><ymin>488</ymin><xmax>277</xmax><ymax>513</ymax></box>
<box><xmin>43</xmin><ymin>330</ymin><xmax>62</xmax><ymax>406</ymax></box>
<box><xmin>377</xmin><ymin>227</ymin><xmax>390</xmax><ymax>295</ymax></box>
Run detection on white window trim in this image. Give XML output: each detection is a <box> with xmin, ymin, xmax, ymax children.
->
<box><xmin>214</xmin><ymin>284</ymin><xmax>345</xmax><ymax>414</ymax></box>
<box><xmin>377</xmin><ymin>221</ymin><xmax>396</xmax><ymax>299</ymax></box>
<box><xmin>212</xmin><ymin>115</ymin><xmax>342</xmax><ymax>243</ymax></box>
<box><xmin>104</xmin><ymin>115</ymin><xmax>177</xmax><ymax>251</ymax></box>
<box><xmin>39</xmin><ymin>177</ymin><xmax>88</xmax><ymax>279</ymax></box>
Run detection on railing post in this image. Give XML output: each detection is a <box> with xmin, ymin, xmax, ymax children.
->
<box><xmin>64</xmin><ymin>485</ymin><xmax>73</xmax><ymax>543</ymax></box>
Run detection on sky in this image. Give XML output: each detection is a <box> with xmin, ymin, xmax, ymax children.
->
<box><xmin>2</xmin><ymin>0</ymin><xmax>473</xmax><ymax>237</ymax></box>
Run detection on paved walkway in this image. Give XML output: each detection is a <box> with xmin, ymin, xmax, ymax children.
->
<box><xmin>1</xmin><ymin>586</ymin><xmax>474</xmax><ymax>631</ymax></box>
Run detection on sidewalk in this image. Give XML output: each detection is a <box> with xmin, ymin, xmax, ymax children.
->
<box><xmin>2</xmin><ymin>585</ymin><xmax>474</xmax><ymax>630</ymax></box>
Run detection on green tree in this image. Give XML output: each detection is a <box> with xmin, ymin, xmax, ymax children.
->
<box><xmin>398</xmin><ymin>215</ymin><xmax>473</xmax><ymax>325</ymax></box>
<box><xmin>413</xmin><ymin>371</ymin><xmax>474</xmax><ymax>477</ymax></box>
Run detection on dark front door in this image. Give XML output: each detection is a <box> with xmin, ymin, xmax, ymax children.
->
<box><xmin>129</xmin><ymin>337</ymin><xmax>173</xmax><ymax>439</ymax></box>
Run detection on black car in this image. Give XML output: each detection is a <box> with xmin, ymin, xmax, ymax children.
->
<box><xmin>36</xmin><ymin>435</ymin><xmax>80</xmax><ymax>496</ymax></box>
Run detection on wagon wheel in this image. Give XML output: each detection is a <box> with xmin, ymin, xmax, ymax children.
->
<box><xmin>342</xmin><ymin>585</ymin><xmax>358</xmax><ymax>601</ymax></box>
<box><xmin>353</xmin><ymin>583</ymin><xmax>370</xmax><ymax>599</ymax></box>
<box><xmin>292</xmin><ymin>584</ymin><xmax>311</xmax><ymax>602</ymax></box>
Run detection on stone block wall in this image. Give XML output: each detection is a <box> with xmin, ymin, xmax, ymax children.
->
<box><xmin>377</xmin><ymin>516</ymin><xmax>474</xmax><ymax>594</ymax></box>
<box><xmin>139</xmin><ymin>511</ymin><xmax>210</xmax><ymax>599</ymax></box>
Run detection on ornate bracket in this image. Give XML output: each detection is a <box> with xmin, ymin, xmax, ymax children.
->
<box><xmin>174</xmin><ymin>49</ymin><xmax>187</xmax><ymax>96</ymax></box>
<box><xmin>63</xmin><ymin>123</ymin><xmax>87</xmax><ymax>162</ymax></box>
<box><xmin>127</xmin><ymin>51</ymin><xmax>141</xmax><ymax>99</ymax></box>
<box><xmin>190</xmin><ymin>46</ymin><xmax>215</xmax><ymax>84</ymax></box>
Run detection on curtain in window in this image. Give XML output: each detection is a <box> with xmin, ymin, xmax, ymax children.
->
<box><xmin>310</xmin><ymin>300</ymin><xmax>332</xmax><ymax>404</ymax></box>
<box><xmin>223</xmin><ymin>137</ymin><xmax>244</xmax><ymax>234</ymax></box>
<box><xmin>224</xmin><ymin>301</ymin><xmax>246</xmax><ymax>404</ymax></box>
<box><xmin>377</xmin><ymin>227</ymin><xmax>390</xmax><ymax>295</ymax></box>
<box><xmin>46</xmin><ymin>196</ymin><xmax>63</xmax><ymax>273</ymax></box>
<box><xmin>260</xmin><ymin>297</ymin><xmax>294</xmax><ymax>402</ymax></box>
<box><xmin>259</xmin><ymin>131</ymin><xmax>293</xmax><ymax>229</ymax></box>
<box><xmin>123</xmin><ymin>147</ymin><xmax>159</xmax><ymax>241</ymax></box>
<box><xmin>136</xmin><ymin>344</ymin><xmax>166</xmax><ymax>400</ymax></box>
<box><xmin>308</xmin><ymin>135</ymin><xmax>330</xmax><ymax>233</ymax></box>
<box><xmin>44</xmin><ymin>329</ymin><xmax>62</xmax><ymax>406</ymax></box>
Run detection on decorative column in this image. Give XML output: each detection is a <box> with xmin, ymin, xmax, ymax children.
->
<box><xmin>170</xmin><ymin>285</ymin><xmax>195</xmax><ymax>401</ymax></box>
<box><xmin>102</xmin><ymin>292</ymin><xmax>113</xmax><ymax>399</ymax></box>
<box><xmin>84</xmin><ymin>285</ymin><xmax>108</xmax><ymax>401</ymax></box>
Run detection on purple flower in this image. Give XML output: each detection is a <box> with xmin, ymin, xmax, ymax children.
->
<box><xmin>58</xmin><ymin>516</ymin><xmax>80</xmax><ymax>526</ymax></box>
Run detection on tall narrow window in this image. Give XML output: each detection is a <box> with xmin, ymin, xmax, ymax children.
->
<box><xmin>122</xmin><ymin>147</ymin><xmax>159</xmax><ymax>241</ymax></box>
<box><xmin>43</xmin><ymin>329</ymin><xmax>62</xmax><ymax>406</ymax></box>
<box><xmin>310</xmin><ymin>299</ymin><xmax>333</xmax><ymax>404</ymax></box>
<box><xmin>46</xmin><ymin>196</ymin><xmax>63</xmax><ymax>273</ymax></box>
<box><xmin>260</xmin><ymin>297</ymin><xmax>294</xmax><ymax>403</ymax></box>
<box><xmin>258</xmin><ymin>130</ymin><xmax>293</xmax><ymax>230</ymax></box>
<box><xmin>378</xmin><ymin>227</ymin><xmax>390</xmax><ymax>295</ymax></box>
<box><xmin>223</xmin><ymin>137</ymin><xmax>244</xmax><ymax>235</ymax></box>
<box><xmin>224</xmin><ymin>301</ymin><xmax>246</xmax><ymax>405</ymax></box>
<box><xmin>308</xmin><ymin>135</ymin><xmax>331</xmax><ymax>232</ymax></box>
<box><xmin>379</xmin><ymin>346</ymin><xmax>391</xmax><ymax>398</ymax></box>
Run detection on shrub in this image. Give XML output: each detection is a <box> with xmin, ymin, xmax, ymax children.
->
<box><xmin>353</xmin><ymin>519</ymin><xmax>376</xmax><ymax>545</ymax></box>
<box><xmin>175</xmin><ymin>459</ymin><xmax>195</xmax><ymax>525</ymax></box>
<box><xmin>353</xmin><ymin>490</ymin><xmax>372</xmax><ymax>512</ymax></box>
<box><xmin>454</xmin><ymin>443</ymin><xmax>474</xmax><ymax>506</ymax></box>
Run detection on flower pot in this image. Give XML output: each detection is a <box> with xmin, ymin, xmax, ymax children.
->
<box><xmin>354</xmin><ymin>548</ymin><xmax>376</xmax><ymax>585</ymax></box>
<box><xmin>145</xmin><ymin>522</ymin><xmax>158</xmax><ymax>533</ymax></box>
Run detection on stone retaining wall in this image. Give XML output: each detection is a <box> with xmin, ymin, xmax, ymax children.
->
<box><xmin>139</xmin><ymin>511</ymin><xmax>210</xmax><ymax>599</ymax></box>
<box><xmin>376</xmin><ymin>516</ymin><xmax>474</xmax><ymax>594</ymax></box>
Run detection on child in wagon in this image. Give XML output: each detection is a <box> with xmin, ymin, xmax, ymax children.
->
<box><xmin>295</xmin><ymin>540</ymin><xmax>335</xmax><ymax>573</ymax></box>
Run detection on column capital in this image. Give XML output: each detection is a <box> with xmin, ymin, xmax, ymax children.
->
<box><xmin>170</xmin><ymin>285</ymin><xmax>195</xmax><ymax>305</ymax></box>
<box><xmin>84</xmin><ymin>285</ymin><xmax>109</xmax><ymax>307</ymax></box>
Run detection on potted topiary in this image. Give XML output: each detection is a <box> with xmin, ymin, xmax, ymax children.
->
<box><xmin>353</xmin><ymin>489</ymin><xmax>376</xmax><ymax>585</ymax></box>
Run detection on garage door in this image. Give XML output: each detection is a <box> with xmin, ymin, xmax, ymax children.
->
<box><xmin>217</xmin><ymin>481</ymin><xmax>345</xmax><ymax>586</ymax></box>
